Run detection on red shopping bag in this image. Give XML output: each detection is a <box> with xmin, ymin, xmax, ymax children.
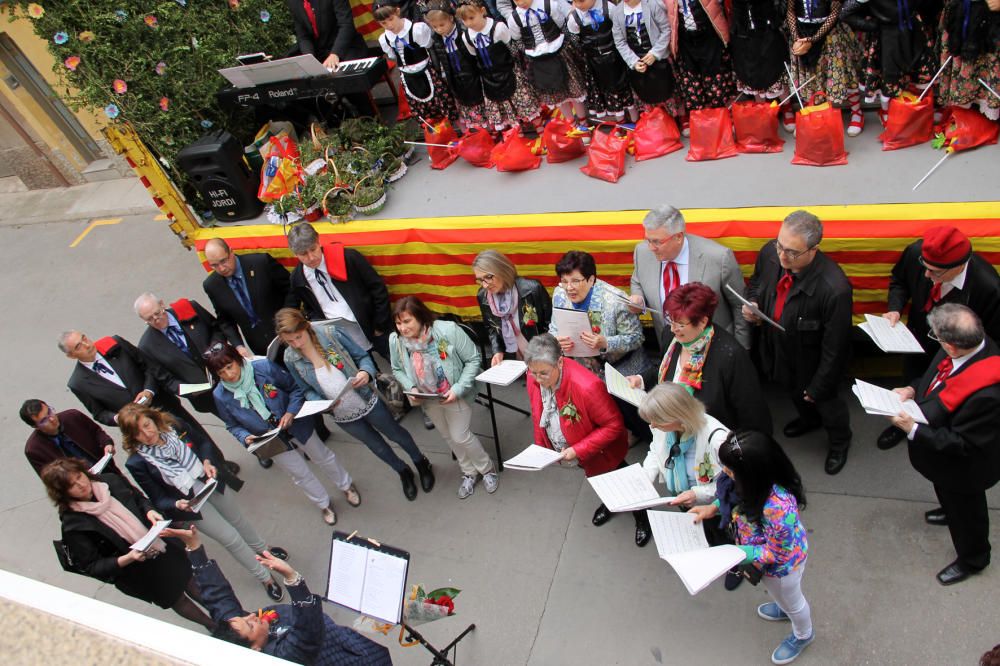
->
<box><xmin>454</xmin><ymin>129</ymin><xmax>495</xmax><ymax>168</ymax></box>
<box><xmin>880</xmin><ymin>92</ymin><xmax>934</xmax><ymax>151</ymax></box>
<box><xmin>491</xmin><ymin>127</ymin><xmax>542</xmax><ymax>172</ymax></box>
<box><xmin>792</xmin><ymin>93</ymin><xmax>848</xmax><ymax>166</ymax></box>
<box><xmin>579</xmin><ymin>125</ymin><xmax>629</xmax><ymax>182</ymax></box>
<box><xmin>424</xmin><ymin>119</ymin><xmax>459</xmax><ymax>170</ymax></box>
<box><xmin>943</xmin><ymin>106</ymin><xmax>999</xmax><ymax>152</ymax></box>
<box><xmin>686</xmin><ymin>107</ymin><xmax>738</xmax><ymax>161</ymax></box>
<box><xmin>633</xmin><ymin>108</ymin><xmax>683</xmax><ymax>161</ymax></box>
<box><xmin>542</xmin><ymin>119</ymin><xmax>587</xmax><ymax>163</ymax></box>
<box><xmin>732</xmin><ymin>101</ymin><xmax>785</xmax><ymax>153</ymax></box>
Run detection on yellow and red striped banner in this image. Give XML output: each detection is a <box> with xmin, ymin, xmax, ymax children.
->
<box><xmin>192</xmin><ymin>202</ymin><xmax>1000</xmax><ymax>323</ymax></box>
<box><xmin>349</xmin><ymin>0</ymin><xmax>383</xmax><ymax>45</ymax></box>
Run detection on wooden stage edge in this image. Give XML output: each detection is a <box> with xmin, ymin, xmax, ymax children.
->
<box><xmin>189</xmin><ymin>201</ymin><xmax>1000</xmax><ymax>321</ymax></box>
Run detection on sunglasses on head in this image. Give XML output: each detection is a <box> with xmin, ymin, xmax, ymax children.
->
<box><xmin>201</xmin><ymin>342</ymin><xmax>226</xmax><ymax>359</ymax></box>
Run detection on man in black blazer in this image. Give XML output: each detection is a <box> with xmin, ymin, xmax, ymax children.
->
<box><xmin>877</xmin><ymin>226</ymin><xmax>1000</xmax><ymax>449</ymax></box>
<box><xmin>203</xmin><ymin>238</ymin><xmax>291</xmax><ymax>357</ymax></box>
<box><xmin>888</xmin><ymin>304</ymin><xmax>1000</xmax><ymax>585</ymax></box>
<box><xmin>285</xmin><ymin>222</ymin><xmax>392</xmax><ymax>360</ymax></box>
<box><xmin>286</xmin><ymin>0</ymin><xmax>369</xmax><ymax>69</ymax></box>
<box><xmin>60</xmin><ymin>329</ymin><xmax>242</xmax><ymax>480</ymax></box>
<box><xmin>21</xmin><ymin>400</ymin><xmax>122</xmax><ymax>478</ymax></box>
<box><xmin>744</xmin><ymin>210</ymin><xmax>854</xmax><ymax>475</ymax></box>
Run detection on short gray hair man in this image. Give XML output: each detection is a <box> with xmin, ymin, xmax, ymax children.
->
<box><xmin>782</xmin><ymin>210</ymin><xmax>823</xmax><ymax>249</ymax></box>
<box><xmin>928</xmin><ymin>303</ymin><xmax>985</xmax><ymax>352</ymax></box>
<box><xmin>133</xmin><ymin>291</ymin><xmax>160</xmax><ymax>316</ymax></box>
<box><xmin>642</xmin><ymin>204</ymin><xmax>686</xmax><ymax>234</ymax></box>
<box><xmin>287</xmin><ymin>222</ymin><xmax>321</xmax><ymax>256</ymax></box>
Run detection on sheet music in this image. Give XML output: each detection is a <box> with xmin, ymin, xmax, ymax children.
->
<box><xmin>725</xmin><ymin>284</ymin><xmax>786</xmax><ymax>332</ymax></box>
<box><xmin>130</xmin><ymin>520</ymin><xmax>172</xmax><ymax>551</ymax></box>
<box><xmin>403</xmin><ymin>390</ymin><xmax>444</xmax><ymax>401</ymax></box>
<box><xmin>189</xmin><ymin>478</ymin><xmax>218</xmax><ymax>513</ymax></box>
<box><xmin>246</xmin><ymin>428</ymin><xmax>281</xmax><ymax>454</ymax></box>
<box><xmin>647</xmin><ymin>510</ymin><xmax>710</xmax><ymax>557</ymax></box>
<box><xmin>604</xmin><ymin>363</ymin><xmax>648</xmax><ymax>408</ymax></box>
<box><xmin>859</xmin><ymin>314</ymin><xmax>925</xmax><ymax>353</ymax></box>
<box><xmin>610</xmin><ymin>291</ymin><xmax>657</xmax><ymax>313</ymax></box>
<box><xmin>296</xmin><ymin>400</ymin><xmax>334</xmax><ymax>419</ymax></box>
<box><xmin>551</xmin><ymin>307</ymin><xmax>600</xmax><ymax>357</ymax></box>
<box><xmin>476</xmin><ymin>360</ymin><xmax>528</xmax><ymax>386</ymax></box>
<box><xmin>327</xmin><ymin>539</ymin><xmax>367</xmax><ymax>611</ymax></box>
<box><xmin>503</xmin><ymin>444</ymin><xmax>563</xmax><ymax>470</ymax></box>
<box><xmin>89</xmin><ymin>452</ymin><xmax>112</xmax><ymax>474</ymax></box>
<box><xmin>664</xmin><ymin>545</ymin><xmax>746</xmax><ymax>595</ymax></box>
<box><xmin>178</xmin><ymin>382</ymin><xmax>213</xmax><ymax>396</ymax></box>
<box><xmin>359</xmin><ymin>550</ymin><xmax>408</xmax><ymax>625</ymax></box>
<box><xmin>852</xmin><ymin>380</ymin><xmax>928</xmax><ymax>424</ymax></box>
<box><xmin>587</xmin><ymin>463</ymin><xmax>675</xmax><ymax>512</ymax></box>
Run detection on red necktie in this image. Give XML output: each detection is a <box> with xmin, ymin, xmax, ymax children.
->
<box><xmin>926</xmin><ymin>356</ymin><xmax>953</xmax><ymax>395</ymax></box>
<box><xmin>303</xmin><ymin>0</ymin><xmax>320</xmax><ymax>38</ymax></box>
<box><xmin>662</xmin><ymin>261</ymin><xmax>679</xmax><ymax>313</ymax></box>
<box><xmin>924</xmin><ymin>282</ymin><xmax>942</xmax><ymax>313</ymax></box>
<box><xmin>773</xmin><ymin>273</ymin><xmax>794</xmax><ymax>321</ymax></box>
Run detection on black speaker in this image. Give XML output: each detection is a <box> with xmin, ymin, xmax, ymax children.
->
<box><xmin>177</xmin><ymin>130</ymin><xmax>263</xmax><ymax>222</ymax></box>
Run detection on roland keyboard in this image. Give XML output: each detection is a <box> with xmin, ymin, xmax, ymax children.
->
<box><xmin>216</xmin><ymin>57</ymin><xmax>388</xmax><ymax>109</ymax></box>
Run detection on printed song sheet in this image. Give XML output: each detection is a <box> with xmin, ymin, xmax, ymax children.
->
<box><xmin>859</xmin><ymin>314</ymin><xmax>924</xmax><ymax>353</ymax></box>
<box><xmin>587</xmin><ymin>463</ymin><xmax>675</xmax><ymax>511</ymax></box>
<box><xmin>725</xmin><ymin>284</ymin><xmax>785</xmax><ymax>332</ymax></box>
<box><xmin>852</xmin><ymin>379</ymin><xmax>928</xmax><ymax>424</ymax></box>
<box><xmin>552</xmin><ymin>307</ymin><xmax>600</xmax><ymax>357</ymax></box>
<box><xmin>503</xmin><ymin>444</ymin><xmax>563</xmax><ymax>471</ymax></box>
<box><xmin>327</xmin><ymin>538</ymin><xmax>409</xmax><ymax>624</ymax></box>
<box><xmin>178</xmin><ymin>382</ymin><xmax>213</xmax><ymax>396</ymax></box>
<box><xmin>130</xmin><ymin>520</ymin><xmax>172</xmax><ymax>551</ymax></box>
<box><xmin>610</xmin><ymin>291</ymin><xmax>657</xmax><ymax>313</ymax></box>
<box><xmin>246</xmin><ymin>428</ymin><xmax>281</xmax><ymax>453</ymax></box>
<box><xmin>296</xmin><ymin>400</ymin><xmax>335</xmax><ymax>419</ymax></box>
<box><xmin>647</xmin><ymin>511</ymin><xmax>745</xmax><ymax>595</ymax></box>
<box><xmin>604</xmin><ymin>363</ymin><xmax>648</xmax><ymax>408</ymax></box>
<box><xmin>189</xmin><ymin>478</ymin><xmax>218</xmax><ymax>513</ymax></box>
<box><xmin>89</xmin><ymin>452</ymin><xmax>113</xmax><ymax>474</ymax></box>
<box><xmin>327</xmin><ymin>539</ymin><xmax>367</xmax><ymax>611</ymax></box>
<box><xmin>476</xmin><ymin>360</ymin><xmax>528</xmax><ymax>386</ymax></box>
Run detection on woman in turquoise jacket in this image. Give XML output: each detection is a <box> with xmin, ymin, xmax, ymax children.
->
<box><xmin>389</xmin><ymin>296</ymin><xmax>499</xmax><ymax>500</ymax></box>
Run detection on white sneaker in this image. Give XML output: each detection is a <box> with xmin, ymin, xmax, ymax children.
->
<box><xmin>483</xmin><ymin>472</ymin><xmax>499</xmax><ymax>494</ymax></box>
<box><xmin>457</xmin><ymin>475</ymin><xmax>476</xmax><ymax>499</ymax></box>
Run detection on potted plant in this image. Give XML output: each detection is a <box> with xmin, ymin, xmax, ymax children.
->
<box><xmin>268</xmin><ymin>192</ymin><xmax>303</xmax><ymax>225</ymax></box>
<box><xmin>298</xmin><ymin>171</ymin><xmax>332</xmax><ymax>222</ymax></box>
<box><xmin>351</xmin><ymin>175</ymin><xmax>387</xmax><ymax>216</ymax></box>
<box><xmin>323</xmin><ymin>185</ymin><xmax>354</xmax><ymax>223</ymax></box>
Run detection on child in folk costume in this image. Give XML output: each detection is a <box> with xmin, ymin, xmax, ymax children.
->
<box><xmin>935</xmin><ymin>0</ymin><xmax>1000</xmax><ymax>120</ymax></box>
<box><xmin>729</xmin><ymin>0</ymin><xmax>790</xmax><ymax>102</ymax></box>
<box><xmin>611</xmin><ymin>0</ymin><xmax>676</xmax><ymax>109</ymax></box>
<box><xmin>665</xmin><ymin>0</ymin><xmax>738</xmax><ymax>131</ymax></box>
<box><xmin>425</xmin><ymin>1</ymin><xmax>492</xmax><ymax>129</ymax></box>
<box><xmin>375</xmin><ymin>1</ymin><xmax>459</xmax><ymax>124</ymax></box>
<box><xmin>785</xmin><ymin>0</ymin><xmax>865</xmax><ymax>135</ymax></box>
<box><xmin>457</xmin><ymin>0</ymin><xmax>542</xmax><ymax>130</ymax></box>
<box><xmin>567</xmin><ymin>0</ymin><xmax>639</xmax><ymax>123</ymax></box>
<box><xmin>507</xmin><ymin>0</ymin><xmax>590</xmax><ymax>127</ymax></box>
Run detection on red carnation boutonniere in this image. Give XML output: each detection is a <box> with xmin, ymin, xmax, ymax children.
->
<box><xmin>559</xmin><ymin>398</ymin><xmax>581</xmax><ymax>423</ymax></box>
<box><xmin>588</xmin><ymin>310</ymin><xmax>602</xmax><ymax>334</ymax></box>
<box><xmin>326</xmin><ymin>349</ymin><xmax>345</xmax><ymax>370</ymax></box>
<box><xmin>437</xmin><ymin>339</ymin><xmax>449</xmax><ymax>360</ymax></box>
<box><xmin>523</xmin><ymin>304</ymin><xmax>538</xmax><ymax>328</ymax></box>
<box><xmin>262</xmin><ymin>383</ymin><xmax>278</xmax><ymax>399</ymax></box>
<box><xmin>258</xmin><ymin>608</ymin><xmax>279</xmax><ymax>624</ymax></box>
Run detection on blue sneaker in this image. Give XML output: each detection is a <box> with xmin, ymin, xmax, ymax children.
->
<box><xmin>757</xmin><ymin>602</ymin><xmax>789</xmax><ymax>621</ymax></box>
<box><xmin>771</xmin><ymin>631</ymin><xmax>814</xmax><ymax>665</ymax></box>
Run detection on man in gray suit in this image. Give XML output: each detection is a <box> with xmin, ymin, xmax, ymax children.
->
<box><xmin>629</xmin><ymin>205</ymin><xmax>750</xmax><ymax>351</ymax></box>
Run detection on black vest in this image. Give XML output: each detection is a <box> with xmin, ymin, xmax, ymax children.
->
<box><xmin>431</xmin><ymin>27</ymin><xmax>485</xmax><ymax>106</ymax></box>
<box><xmin>510</xmin><ymin>0</ymin><xmax>563</xmax><ymax>50</ymax></box>
<box><xmin>570</xmin><ymin>0</ymin><xmax>617</xmax><ymax>55</ymax></box>
<box><xmin>388</xmin><ymin>24</ymin><xmax>430</xmax><ymax>65</ymax></box>
<box><xmin>464</xmin><ymin>21</ymin><xmax>517</xmax><ymax>101</ymax></box>
<box><xmin>794</xmin><ymin>0</ymin><xmax>832</xmax><ymax>20</ymax></box>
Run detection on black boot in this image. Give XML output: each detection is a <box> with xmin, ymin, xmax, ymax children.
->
<box><xmin>415</xmin><ymin>458</ymin><xmax>435</xmax><ymax>492</ymax></box>
<box><xmin>399</xmin><ymin>467</ymin><xmax>418</xmax><ymax>501</ymax></box>
<box><xmin>633</xmin><ymin>511</ymin><xmax>651</xmax><ymax>547</ymax></box>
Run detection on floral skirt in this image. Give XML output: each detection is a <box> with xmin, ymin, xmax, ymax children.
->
<box><xmin>406</xmin><ymin>63</ymin><xmax>460</xmax><ymax>124</ymax></box>
<box><xmin>858</xmin><ymin>23</ymin><xmax>936</xmax><ymax>102</ymax></box>
<box><xmin>475</xmin><ymin>61</ymin><xmax>542</xmax><ymax>129</ymax></box>
<box><xmin>789</xmin><ymin>23</ymin><xmax>862</xmax><ymax>106</ymax></box>
<box><xmin>936</xmin><ymin>36</ymin><xmax>1000</xmax><ymax>120</ymax></box>
<box><xmin>675</xmin><ymin>30</ymin><xmax>738</xmax><ymax>111</ymax></box>
<box><xmin>579</xmin><ymin>51</ymin><xmax>636</xmax><ymax>116</ymax></box>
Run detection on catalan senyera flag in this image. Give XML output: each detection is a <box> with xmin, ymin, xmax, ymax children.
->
<box><xmin>349</xmin><ymin>0</ymin><xmax>383</xmax><ymax>46</ymax></box>
<box><xmin>193</xmin><ymin>202</ymin><xmax>1000</xmax><ymax>323</ymax></box>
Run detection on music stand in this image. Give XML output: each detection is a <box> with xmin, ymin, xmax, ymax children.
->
<box><xmin>325</xmin><ymin>531</ymin><xmax>476</xmax><ymax>666</ymax></box>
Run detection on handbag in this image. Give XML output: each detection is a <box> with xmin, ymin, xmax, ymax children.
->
<box><xmin>792</xmin><ymin>92</ymin><xmax>848</xmax><ymax>166</ymax></box>
<box><xmin>376</xmin><ymin>371</ymin><xmax>408</xmax><ymax>421</ymax></box>
<box><xmin>686</xmin><ymin>107</ymin><xmax>739</xmax><ymax>161</ymax></box>
<box><xmin>579</xmin><ymin>124</ymin><xmax>629</xmax><ymax>182</ymax></box>
<box><xmin>491</xmin><ymin>127</ymin><xmax>542</xmax><ymax>172</ymax></box>
<box><xmin>455</xmin><ymin>129</ymin><xmax>496</xmax><ymax>168</ymax></box>
<box><xmin>732</xmin><ymin>101</ymin><xmax>785</xmax><ymax>153</ymax></box>
<box><xmin>53</xmin><ymin>540</ymin><xmax>85</xmax><ymax>576</ymax></box>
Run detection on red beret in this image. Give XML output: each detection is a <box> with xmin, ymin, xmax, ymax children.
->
<box><xmin>921</xmin><ymin>226</ymin><xmax>971</xmax><ymax>269</ymax></box>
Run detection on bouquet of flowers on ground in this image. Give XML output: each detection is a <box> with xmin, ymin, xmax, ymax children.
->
<box><xmin>352</xmin><ymin>584</ymin><xmax>461</xmax><ymax>637</ymax></box>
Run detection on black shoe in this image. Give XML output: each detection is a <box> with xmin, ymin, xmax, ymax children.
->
<box><xmin>924</xmin><ymin>507</ymin><xmax>948</xmax><ymax>526</ymax></box>
<box><xmin>936</xmin><ymin>560</ymin><xmax>979</xmax><ymax>586</ymax></box>
<box><xmin>877</xmin><ymin>425</ymin><xmax>906</xmax><ymax>450</ymax></box>
<box><xmin>267</xmin><ymin>546</ymin><xmax>288</xmax><ymax>561</ymax></box>
<box><xmin>422</xmin><ymin>413</ymin><xmax>436</xmax><ymax>430</ymax></box>
<box><xmin>399</xmin><ymin>467</ymin><xmax>418</xmax><ymax>501</ymax></box>
<box><xmin>415</xmin><ymin>458</ymin><xmax>435</xmax><ymax>493</ymax></box>
<box><xmin>783</xmin><ymin>419</ymin><xmax>821</xmax><ymax>438</ymax></box>
<box><xmin>258</xmin><ymin>457</ymin><xmax>273</xmax><ymax>469</ymax></box>
<box><xmin>592</xmin><ymin>504</ymin><xmax>611</xmax><ymax>526</ymax></box>
<box><xmin>265</xmin><ymin>580</ymin><xmax>284</xmax><ymax>601</ymax></box>
<box><xmin>634</xmin><ymin>524</ymin><xmax>651</xmax><ymax>547</ymax></box>
<box><xmin>824</xmin><ymin>448</ymin><xmax>849</xmax><ymax>475</ymax></box>
<box><xmin>224</xmin><ymin>461</ymin><xmax>242</xmax><ymax>476</ymax></box>
<box><xmin>724</xmin><ymin>569</ymin><xmax>744</xmax><ymax>591</ymax></box>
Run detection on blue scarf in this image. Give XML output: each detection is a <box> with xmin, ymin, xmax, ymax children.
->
<box><xmin>221</xmin><ymin>361</ymin><xmax>272</xmax><ymax>421</ymax></box>
<box><xmin>664</xmin><ymin>431</ymin><xmax>696</xmax><ymax>494</ymax></box>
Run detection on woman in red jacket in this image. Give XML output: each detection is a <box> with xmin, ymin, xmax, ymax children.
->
<box><xmin>525</xmin><ymin>334</ymin><xmax>651</xmax><ymax>547</ymax></box>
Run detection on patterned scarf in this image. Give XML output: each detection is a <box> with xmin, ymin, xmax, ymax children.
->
<box><xmin>539</xmin><ymin>372</ymin><xmax>568</xmax><ymax>451</ymax></box>
<box><xmin>487</xmin><ymin>287</ymin><xmax>527</xmax><ymax>354</ymax></box>
<box><xmin>658</xmin><ymin>325</ymin><xmax>714</xmax><ymax>393</ymax></box>
<box><xmin>137</xmin><ymin>429</ymin><xmax>203</xmax><ymax>495</ymax></box>
<box><xmin>403</xmin><ymin>327</ymin><xmax>452</xmax><ymax>395</ymax></box>
<box><xmin>68</xmin><ymin>481</ymin><xmax>165</xmax><ymax>554</ymax></box>
<box><xmin>221</xmin><ymin>361</ymin><xmax>272</xmax><ymax>421</ymax></box>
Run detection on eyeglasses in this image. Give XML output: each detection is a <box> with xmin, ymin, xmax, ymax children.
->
<box><xmin>558</xmin><ymin>277</ymin><xmax>590</xmax><ymax>288</ymax></box>
<box><xmin>206</xmin><ymin>253</ymin><xmax>232</xmax><ymax>269</ymax></box>
<box><xmin>669</xmin><ymin>318</ymin><xmax>692</xmax><ymax>330</ymax></box>
<box><xmin>927</xmin><ymin>330</ymin><xmax>940</xmax><ymax>342</ymax></box>
<box><xmin>475</xmin><ymin>273</ymin><xmax>495</xmax><ymax>285</ymax></box>
<box><xmin>917</xmin><ymin>256</ymin><xmax>949</xmax><ymax>279</ymax></box>
<box><xmin>527</xmin><ymin>366</ymin><xmax>557</xmax><ymax>379</ymax></box>
<box><xmin>34</xmin><ymin>406</ymin><xmax>58</xmax><ymax>427</ymax></box>
<box><xmin>645</xmin><ymin>234</ymin><xmax>676</xmax><ymax>248</ymax></box>
<box><xmin>202</xmin><ymin>342</ymin><xmax>225</xmax><ymax>359</ymax></box>
<box><xmin>775</xmin><ymin>240</ymin><xmax>815</xmax><ymax>261</ymax></box>
<box><xmin>664</xmin><ymin>441</ymin><xmax>681</xmax><ymax>470</ymax></box>
<box><xmin>141</xmin><ymin>307</ymin><xmax>167</xmax><ymax>324</ymax></box>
